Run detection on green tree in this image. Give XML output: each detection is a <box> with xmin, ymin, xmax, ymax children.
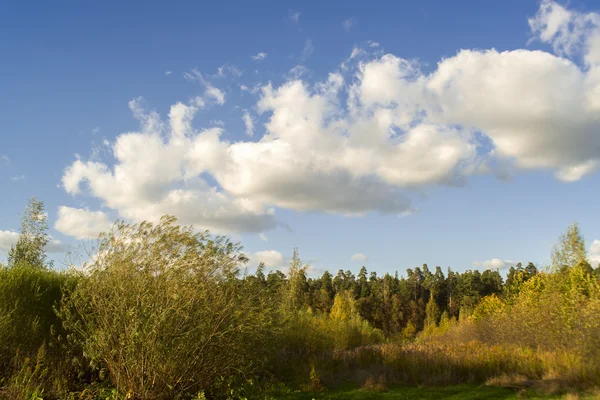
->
<box><xmin>283</xmin><ymin>248</ymin><xmax>309</xmax><ymax>313</ymax></box>
<box><xmin>357</xmin><ymin>266</ymin><xmax>370</xmax><ymax>297</ymax></box>
<box><xmin>425</xmin><ymin>293</ymin><xmax>440</xmax><ymax>329</ymax></box>
<box><xmin>551</xmin><ymin>222</ymin><xmax>587</xmax><ymax>270</ymax></box>
<box><xmin>8</xmin><ymin>197</ymin><xmax>50</xmax><ymax>268</ymax></box>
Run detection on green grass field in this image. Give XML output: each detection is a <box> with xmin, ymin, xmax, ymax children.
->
<box><xmin>270</xmin><ymin>384</ymin><xmax>596</xmax><ymax>399</ymax></box>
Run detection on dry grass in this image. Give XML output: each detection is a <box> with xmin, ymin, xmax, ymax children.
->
<box><xmin>361</xmin><ymin>375</ymin><xmax>387</xmax><ymax>392</ymax></box>
<box><xmin>308</xmin><ymin>340</ymin><xmax>600</xmax><ymax>392</ymax></box>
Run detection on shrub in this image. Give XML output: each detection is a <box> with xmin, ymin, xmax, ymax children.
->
<box><xmin>61</xmin><ymin>216</ymin><xmax>278</xmax><ymax>399</ymax></box>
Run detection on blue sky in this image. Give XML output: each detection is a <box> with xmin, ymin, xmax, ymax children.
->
<box><xmin>2</xmin><ymin>0</ymin><xmax>600</xmax><ymax>275</ymax></box>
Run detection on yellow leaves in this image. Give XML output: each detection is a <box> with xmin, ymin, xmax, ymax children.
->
<box><xmin>471</xmin><ymin>294</ymin><xmax>505</xmax><ymax>322</ymax></box>
<box><xmin>330</xmin><ymin>291</ymin><xmax>359</xmax><ymax>322</ymax></box>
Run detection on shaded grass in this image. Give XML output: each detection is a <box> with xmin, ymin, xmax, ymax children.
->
<box><xmin>271</xmin><ymin>384</ymin><xmax>595</xmax><ymax>400</ymax></box>
<box><xmin>302</xmin><ymin>341</ymin><xmax>600</xmax><ymax>389</ymax></box>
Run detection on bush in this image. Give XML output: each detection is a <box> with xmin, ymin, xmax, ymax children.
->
<box><xmin>61</xmin><ymin>216</ymin><xmax>278</xmax><ymax>399</ymax></box>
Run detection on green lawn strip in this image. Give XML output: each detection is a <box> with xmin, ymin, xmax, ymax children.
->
<box><xmin>268</xmin><ymin>384</ymin><xmax>579</xmax><ymax>399</ymax></box>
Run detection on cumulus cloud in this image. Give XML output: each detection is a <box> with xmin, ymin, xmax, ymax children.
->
<box><xmin>528</xmin><ymin>0</ymin><xmax>600</xmax><ymax>65</ymax></box>
<box><xmin>427</xmin><ymin>49</ymin><xmax>600</xmax><ymax>181</ymax></box>
<box><xmin>252</xmin><ymin>52</ymin><xmax>268</xmax><ymax>61</ymax></box>
<box><xmin>473</xmin><ymin>258</ymin><xmax>515</xmax><ymax>270</ymax></box>
<box><xmin>351</xmin><ymin>253</ymin><xmax>368</xmax><ymax>262</ymax></box>
<box><xmin>242</xmin><ymin>110</ymin><xmax>255</xmax><ymax>136</ymax></box>
<box><xmin>0</xmin><ymin>230</ymin><xmax>67</xmax><ymax>253</ymax></box>
<box><xmin>248</xmin><ymin>250</ymin><xmax>284</xmax><ymax>268</ymax></box>
<box><xmin>55</xmin><ymin>206</ymin><xmax>113</xmax><ymax>240</ymax></box>
<box><xmin>62</xmin><ymin>99</ymin><xmax>277</xmax><ymax>234</ymax></box>
<box><xmin>10</xmin><ymin>175</ymin><xmax>24</xmax><ymax>181</ymax></box>
<box><xmin>61</xmin><ymin>1</ymin><xmax>600</xmax><ymax>235</ymax></box>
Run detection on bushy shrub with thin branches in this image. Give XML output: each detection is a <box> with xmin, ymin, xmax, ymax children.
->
<box><xmin>61</xmin><ymin>216</ymin><xmax>278</xmax><ymax>399</ymax></box>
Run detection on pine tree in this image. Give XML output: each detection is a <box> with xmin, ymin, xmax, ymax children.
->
<box><xmin>425</xmin><ymin>292</ymin><xmax>440</xmax><ymax>329</ymax></box>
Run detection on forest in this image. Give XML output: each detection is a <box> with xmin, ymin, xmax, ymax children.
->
<box><xmin>1</xmin><ymin>197</ymin><xmax>600</xmax><ymax>399</ymax></box>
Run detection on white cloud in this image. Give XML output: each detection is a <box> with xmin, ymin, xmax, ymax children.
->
<box><xmin>10</xmin><ymin>175</ymin><xmax>24</xmax><ymax>181</ymax></box>
<box><xmin>426</xmin><ymin>48</ymin><xmax>600</xmax><ymax>180</ymax></box>
<box><xmin>248</xmin><ymin>250</ymin><xmax>284</xmax><ymax>268</ymax></box>
<box><xmin>350</xmin><ymin>47</ymin><xmax>366</xmax><ymax>59</ymax></box>
<box><xmin>259</xmin><ymin>233</ymin><xmax>268</xmax><ymax>242</ymax></box>
<box><xmin>61</xmin><ymin>1</ymin><xmax>600</xmax><ymax>235</ymax></box>
<box><xmin>589</xmin><ymin>240</ymin><xmax>600</xmax><ymax>266</ymax></box>
<box><xmin>240</xmin><ymin>83</ymin><xmax>262</xmax><ymax>94</ymax></box>
<box><xmin>528</xmin><ymin>0</ymin><xmax>600</xmax><ymax>65</ymax></box>
<box><xmin>252</xmin><ymin>52</ymin><xmax>268</xmax><ymax>61</ymax></box>
<box><xmin>343</xmin><ymin>18</ymin><xmax>355</xmax><ymax>32</ymax></box>
<box><xmin>204</xmin><ymin>86</ymin><xmax>226</xmax><ymax>105</ymax></box>
<box><xmin>55</xmin><ymin>206</ymin><xmax>112</xmax><ymax>240</ymax></box>
<box><xmin>473</xmin><ymin>258</ymin><xmax>514</xmax><ymax>270</ymax></box>
<box><xmin>287</xmin><ymin>65</ymin><xmax>310</xmax><ymax>79</ymax></box>
<box><xmin>351</xmin><ymin>253</ymin><xmax>368</xmax><ymax>262</ymax></box>
<box><xmin>242</xmin><ymin>110</ymin><xmax>255</xmax><ymax>136</ymax></box>
<box><xmin>0</xmin><ymin>230</ymin><xmax>67</xmax><ymax>254</ymax></box>
<box><xmin>367</xmin><ymin>40</ymin><xmax>380</xmax><ymax>48</ymax></box>
<box><xmin>62</xmin><ymin>99</ymin><xmax>277</xmax><ymax>234</ymax></box>
<box><xmin>184</xmin><ymin>69</ymin><xmax>226</xmax><ymax>105</ymax></box>
<box><xmin>215</xmin><ymin>65</ymin><xmax>242</xmax><ymax>78</ymax></box>
<box><xmin>0</xmin><ymin>155</ymin><xmax>9</xmax><ymax>163</ymax></box>
<box><xmin>0</xmin><ymin>231</ymin><xmax>19</xmax><ymax>251</ymax></box>
<box><xmin>165</xmin><ymin>71</ymin><xmax>172</xmax><ymax>76</ymax></box>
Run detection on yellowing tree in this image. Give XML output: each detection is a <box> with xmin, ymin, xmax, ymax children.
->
<box><xmin>551</xmin><ymin>222</ymin><xmax>587</xmax><ymax>270</ymax></box>
<box><xmin>330</xmin><ymin>290</ymin><xmax>359</xmax><ymax>322</ymax></box>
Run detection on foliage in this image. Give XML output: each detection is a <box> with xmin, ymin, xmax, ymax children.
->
<box><xmin>60</xmin><ymin>216</ymin><xmax>278</xmax><ymax>399</ymax></box>
<box><xmin>0</xmin><ymin>262</ymin><xmax>79</xmax><ymax>398</ymax></box>
<box><xmin>8</xmin><ymin>198</ymin><xmax>50</xmax><ymax>268</ymax></box>
<box><xmin>551</xmin><ymin>222</ymin><xmax>587</xmax><ymax>271</ymax></box>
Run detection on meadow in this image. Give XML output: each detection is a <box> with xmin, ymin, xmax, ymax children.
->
<box><xmin>1</xmin><ymin>198</ymin><xmax>599</xmax><ymax>399</ymax></box>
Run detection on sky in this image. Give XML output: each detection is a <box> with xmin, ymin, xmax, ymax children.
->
<box><xmin>2</xmin><ymin>0</ymin><xmax>600</xmax><ymax>276</ymax></box>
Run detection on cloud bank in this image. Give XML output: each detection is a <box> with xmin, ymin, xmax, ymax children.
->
<box><xmin>58</xmin><ymin>1</ymin><xmax>600</xmax><ymax>238</ymax></box>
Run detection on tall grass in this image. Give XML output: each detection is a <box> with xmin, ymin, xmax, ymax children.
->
<box><xmin>0</xmin><ymin>262</ymin><xmax>80</xmax><ymax>399</ymax></box>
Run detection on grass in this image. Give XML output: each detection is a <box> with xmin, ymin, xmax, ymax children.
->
<box><xmin>270</xmin><ymin>384</ymin><xmax>599</xmax><ymax>399</ymax></box>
